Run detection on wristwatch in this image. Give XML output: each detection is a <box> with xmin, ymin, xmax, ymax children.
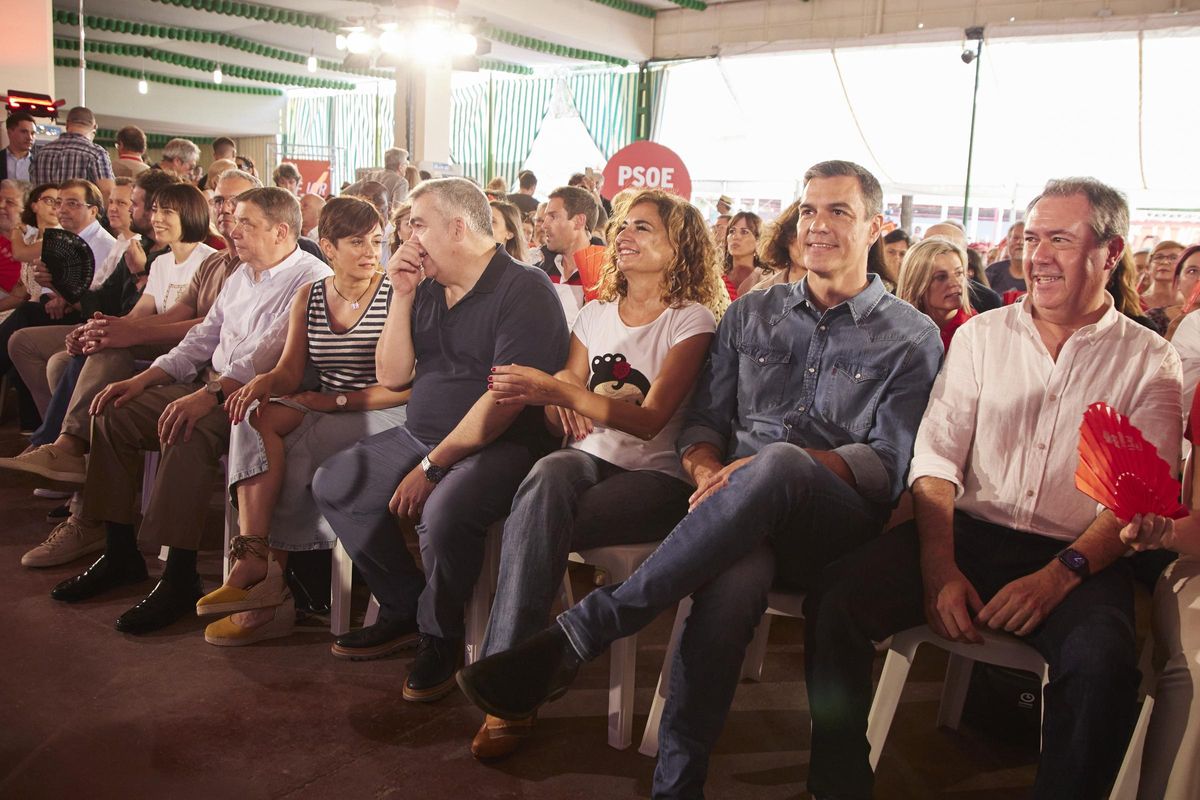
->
<box><xmin>335</xmin><ymin>393</ymin><xmax>348</xmax><ymax>410</ymax></box>
<box><xmin>420</xmin><ymin>455</ymin><xmax>448</xmax><ymax>484</ymax></box>
<box><xmin>205</xmin><ymin>380</ymin><xmax>226</xmax><ymax>404</ymax></box>
<box><xmin>1056</xmin><ymin>547</ymin><xmax>1090</xmax><ymax>579</ymax></box>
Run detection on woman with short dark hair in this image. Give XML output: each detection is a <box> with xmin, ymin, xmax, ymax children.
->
<box><xmin>197</xmin><ymin>196</ymin><xmax>410</xmax><ymax>646</ymax></box>
<box><xmin>143</xmin><ymin>183</ymin><xmax>216</xmax><ymax>315</ymax></box>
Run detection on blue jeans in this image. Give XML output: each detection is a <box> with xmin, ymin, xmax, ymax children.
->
<box><xmin>555</xmin><ymin>442</ymin><xmax>887</xmax><ymax>798</ymax></box>
<box><xmin>804</xmin><ymin>513</ymin><xmax>1139</xmax><ymax>800</ymax></box>
<box><xmin>30</xmin><ymin>354</ymin><xmax>84</xmax><ymax>446</ymax></box>
<box><xmin>312</xmin><ymin>425</ymin><xmax>537</xmax><ymax>639</ymax></box>
<box><xmin>481</xmin><ymin>449</ymin><xmax>691</xmax><ymax>657</ymax></box>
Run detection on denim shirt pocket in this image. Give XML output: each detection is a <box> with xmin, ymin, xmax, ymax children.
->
<box><xmin>735</xmin><ymin>342</ymin><xmax>793</xmax><ymax>411</ymax></box>
<box><xmin>818</xmin><ymin>359</ymin><xmax>888</xmax><ymax>434</ymax></box>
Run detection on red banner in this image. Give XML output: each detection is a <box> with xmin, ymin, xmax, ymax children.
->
<box><xmin>287</xmin><ymin>159</ymin><xmax>331</xmax><ymax>197</ymax></box>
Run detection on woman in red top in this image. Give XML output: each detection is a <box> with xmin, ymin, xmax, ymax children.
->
<box><xmin>896</xmin><ymin>237</ymin><xmax>974</xmax><ymax>350</ymax></box>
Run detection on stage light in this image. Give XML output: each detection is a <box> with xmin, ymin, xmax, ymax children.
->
<box><xmin>138</xmin><ymin>78</ymin><xmax>148</xmax><ymax>94</ymax></box>
<box><xmin>213</xmin><ymin>66</ymin><xmax>223</xmax><ymax>84</ymax></box>
<box><xmin>346</xmin><ymin>29</ymin><xmax>374</xmax><ymax>55</ymax></box>
<box><xmin>452</xmin><ymin>30</ymin><xmax>477</xmax><ymax>57</ymax></box>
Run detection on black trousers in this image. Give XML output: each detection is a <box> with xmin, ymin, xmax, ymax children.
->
<box><xmin>803</xmin><ymin>512</ymin><xmax>1140</xmax><ymax>799</ymax></box>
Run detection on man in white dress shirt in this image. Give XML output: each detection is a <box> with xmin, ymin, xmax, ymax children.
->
<box><xmin>803</xmin><ymin>178</ymin><xmax>1183</xmax><ymax>799</ymax></box>
<box><xmin>48</xmin><ymin>188</ymin><xmax>331</xmax><ymax>635</ymax></box>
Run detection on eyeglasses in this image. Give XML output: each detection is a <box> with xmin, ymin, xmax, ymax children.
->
<box><xmin>38</xmin><ymin>197</ymin><xmax>61</xmax><ymax>207</ymax></box>
<box><xmin>1151</xmin><ymin>253</ymin><xmax>1181</xmax><ymax>264</ymax></box>
<box><xmin>59</xmin><ymin>199</ymin><xmax>93</xmax><ymax>211</ymax></box>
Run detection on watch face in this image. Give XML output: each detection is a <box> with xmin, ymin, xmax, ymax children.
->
<box><xmin>1061</xmin><ymin>549</ymin><xmax>1088</xmax><ymax>571</ymax></box>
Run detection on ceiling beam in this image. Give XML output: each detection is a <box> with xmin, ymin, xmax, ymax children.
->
<box><xmin>54</xmin><ymin>56</ymin><xmax>283</xmax><ymax>95</ymax></box>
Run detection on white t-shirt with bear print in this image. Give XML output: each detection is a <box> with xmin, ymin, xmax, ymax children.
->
<box><xmin>569</xmin><ymin>299</ymin><xmax>716</xmax><ymax>482</ymax></box>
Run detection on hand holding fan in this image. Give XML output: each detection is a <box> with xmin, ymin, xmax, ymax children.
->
<box><xmin>40</xmin><ymin>228</ymin><xmax>94</xmax><ymax>303</ymax></box>
<box><xmin>1075</xmin><ymin>402</ymin><xmax>1187</xmax><ymax>521</ymax></box>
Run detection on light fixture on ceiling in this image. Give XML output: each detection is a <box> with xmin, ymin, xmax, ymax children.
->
<box><xmin>346</xmin><ymin>29</ymin><xmax>375</xmax><ymax>55</ymax></box>
<box><xmin>307</xmin><ymin>51</ymin><xmax>318</xmax><ymax>72</ymax></box>
<box><xmin>917</xmin><ymin>21</ymin><xmax>925</xmax><ymax>28</ymax></box>
<box><xmin>338</xmin><ymin>13</ymin><xmax>482</xmax><ymax>69</ymax></box>
<box><xmin>213</xmin><ymin>65</ymin><xmax>223</xmax><ymax>84</ymax></box>
<box><xmin>335</xmin><ymin>34</ymin><xmax>348</xmax><ymax>51</ymax></box>
<box><xmin>138</xmin><ymin>74</ymin><xmax>148</xmax><ymax>94</ymax></box>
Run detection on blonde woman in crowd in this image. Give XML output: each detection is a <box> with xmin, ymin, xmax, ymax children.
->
<box><xmin>896</xmin><ymin>236</ymin><xmax>973</xmax><ymax>350</ymax></box>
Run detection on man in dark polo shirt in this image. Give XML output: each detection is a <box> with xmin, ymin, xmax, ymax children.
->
<box><xmin>312</xmin><ymin>177</ymin><xmax>569</xmax><ymax>701</ymax></box>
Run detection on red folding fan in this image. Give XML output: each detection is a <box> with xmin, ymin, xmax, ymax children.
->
<box><xmin>1075</xmin><ymin>402</ymin><xmax>1187</xmax><ymax>521</ymax></box>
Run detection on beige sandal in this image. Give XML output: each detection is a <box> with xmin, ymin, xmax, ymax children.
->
<box><xmin>195</xmin><ymin>536</ymin><xmax>288</xmax><ymax>616</ymax></box>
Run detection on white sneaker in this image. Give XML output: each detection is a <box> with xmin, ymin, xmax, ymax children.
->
<box><xmin>33</xmin><ymin>488</ymin><xmax>74</xmax><ymax>500</ymax></box>
<box><xmin>20</xmin><ymin>518</ymin><xmax>106</xmax><ymax>568</ymax></box>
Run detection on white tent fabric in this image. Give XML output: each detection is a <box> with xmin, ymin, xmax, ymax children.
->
<box><xmin>654</xmin><ymin>26</ymin><xmax>1200</xmax><ymax>209</ymax></box>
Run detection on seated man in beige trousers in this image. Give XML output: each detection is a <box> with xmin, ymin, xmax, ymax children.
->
<box><xmin>46</xmin><ymin>187</ymin><xmax>331</xmax><ymax>635</ymax></box>
<box><xmin>1</xmin><ymin>169</ymin><xmax>261</xmax><ymax>569</ymax></box>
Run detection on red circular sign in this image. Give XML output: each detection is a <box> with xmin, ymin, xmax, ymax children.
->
<box><xmin>601</xmin><ymin>141</ymin><xmax>691</xmax><ymax>201</ymax></box>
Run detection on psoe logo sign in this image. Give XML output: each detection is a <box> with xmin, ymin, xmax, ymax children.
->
<box><xmin>601</xmin><ymin>141</ymin><xmax>692</xmax><ymax>201</ymax></box>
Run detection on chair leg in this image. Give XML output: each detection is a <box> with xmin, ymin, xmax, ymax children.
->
<box><xmin>222</xmin><ymin>492</ymin><xmax>238</xmax><ymax>583</ymax></box>
<box><xmin>608</xmin><ymin>633</ymin><xmax>637</xmax><ymax>749</ymax></box>
<box><xmin>638</xmin><ymin>596</ymin><xmax>694</xmax><ymax>757</ymax></box>
<box><xmin>330</xmin><ymin>541</ymin><xmax>354</xmax><ymax>636</ymax></box>
<box><xmin>740</xmin><ymin>614</ymin><xmax>773</xmax><ymax>682</ymax></box>
<box><xmin>1109</xmin><ymin>694</ymin><xmax>1154</xmax><ymax>800</ymax></box>
<box><xmin>935</xmin><ymin>652</ymin><xmax>975</xmax><ymax>731</ymax></box>
<box><xmin>866</xmin><ymin>634</ymin><xmax>923</xmax><ymax>770</ymax></box>
<box><xmin>464</xmin><ymin>525</ymin><xmax>503</xmax><ymax>666</ymax></box>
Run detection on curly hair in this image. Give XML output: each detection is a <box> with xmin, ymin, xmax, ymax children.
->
<box><xmin>594</xmin><ymin>188</ymin><xmax>725</xmax><ymax>315</ymax></box>
<box><xmin>757</xmin><ymin>199</ymin><xmax>802</xmax><ymax>274</ymax></box>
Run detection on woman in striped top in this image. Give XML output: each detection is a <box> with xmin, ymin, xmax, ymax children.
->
<box><xmin>196</xmin><ymin>197</ymin><xmax>410</xmax><ymax>646</ymax></box>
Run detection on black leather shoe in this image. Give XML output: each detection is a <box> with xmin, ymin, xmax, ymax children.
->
<box><xmin>403</xmin><ymin>634</ymin><xmax>463</xmax><ymax>702</ymax></box>
<box><xmin>115</xmin><ymin>576</ymin><xmax>202</xmax><ymax>634</ymax></box>
<box><xmin>50</xmin><ymin>553</ymin><xmax>149</xmax><ymax>603</ymax></box>
<box><xmin>456</xmin><ymin>626</ymin><xmax>581</xmax><ymax>720</ymax></box>
<box><xmin>330</xmin><ymin>616</ymin><xmax>419</xmax><ymax>661</ymax></box>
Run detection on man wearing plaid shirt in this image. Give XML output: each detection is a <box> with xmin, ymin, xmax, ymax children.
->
<box><xmin>31</xmin><ymin>107</ymin><xmax>115</xmax><ymax>201</ymax></box>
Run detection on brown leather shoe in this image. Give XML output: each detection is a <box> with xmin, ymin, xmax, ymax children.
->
<box><xmin>470</xmin><ymin>714</ymin><xmax>534</xmax><ymax>760</ymax></box>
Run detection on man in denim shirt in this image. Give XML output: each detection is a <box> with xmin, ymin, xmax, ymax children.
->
<box><xmin>457</xmin><ymin>161</ymin><xmax>944</xmax><ymax>797</ymax></box>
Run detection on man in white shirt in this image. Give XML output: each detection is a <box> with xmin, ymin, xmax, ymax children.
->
<box><xmin>803</xmin><ymin>178</ymin><xmax>1183</xmax><ymax>799</ymax></box>
<box><xmin>8</xmin><ymin>178</ymin><xmax>135</xmax><ymax>418</ymax></box>
<box><xmin>48</xmin><ymin>188</ymin><xmax>331</xmax><ymax>635</ymax></box>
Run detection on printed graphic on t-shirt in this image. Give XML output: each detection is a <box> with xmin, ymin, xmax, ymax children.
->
<box><xmin>588</xmin><ymin>353</ymin><xmax>651</xmax><ymax>405</ymax></box>
<box><xmin>162</xmin><ymin>281</ymin><xmax>190</xmax><ymax>311</ymax></box>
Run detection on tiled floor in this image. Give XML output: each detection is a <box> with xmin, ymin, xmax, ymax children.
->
<box><xmin>0</xmin><ymin>422</ymin><xmax>1043</xmax><ymax>799</ymax></box>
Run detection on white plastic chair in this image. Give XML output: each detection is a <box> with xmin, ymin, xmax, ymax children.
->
<box><xmin>329</xmin><ymin>520</ymin><xmax>501</xmax><ymax>644</ymax></box>
<box><xmin>639</xmin><ymin>589</ymin><xmax>806</xmax><ymax>757</ymax></box>
<box><xmin>561</xmin><ymin>542</ymin><xmax>663</xmax><ymax>750</ymax></box>
<box><xmin>865</xmin><ymin>623</ymin><xmax>1150</xmax><ymax>799</ymax></box>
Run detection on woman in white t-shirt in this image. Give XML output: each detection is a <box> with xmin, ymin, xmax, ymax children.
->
<box><xmin>141</xmin><ymin>183</ymin><xmax>215</xmax><ymax>314</ymax></box>
<box><xmin>471</xmin><ymin>188</ymin><xmax>726</xmax><ymax>758</ymax></box>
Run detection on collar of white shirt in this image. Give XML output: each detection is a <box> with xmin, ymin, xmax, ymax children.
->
<box><xmin>236</xmin><ymin>245</ymin><xmax>308</xmax><ymax>284</ymax></box>
<box><xmin>1014</xmin><ymin>291</ymin><xmax>1120</xmax><ymax>345</ymax></box>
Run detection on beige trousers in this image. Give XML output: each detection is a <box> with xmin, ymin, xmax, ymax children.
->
<box><xmin>82</xmin><ymin>382</ymin><xmax>230</xmax><ymax>550</ymax></box>
<box><xmin>1139</xmin><ymin>556</ymin><xmax>1200</xmax><ymax>799</ymax></box>
<box><xmin>8</xmin><ymin>324</ymin><xmax>73</xmax><ymax>415</ymax></box>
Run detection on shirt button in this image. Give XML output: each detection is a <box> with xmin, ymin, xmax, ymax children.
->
<box><xmin>1026</xmin><ymin>490</ymin><xmax>1035</xmax><ymax>497</ymax></box>
<box><xmin>854</xmin><ymin>373</ymin><xmax>862</xmax><ymax>379</ymax></box>
<box><xmin>1048</xmin><ymin>394</ymin><xmax>1057</xmax><ymax>401</ymax></box>
<box><xmin>1037</xmin><ymin>443</ymin><xmax>1046</xmax><ymax>450</ymax></box>
<box><xmin>808</xmin><ymin>367</ymin><xmax>815</xmax><ymax>373</ymax></box>
<box><xmin>758</xmin><ymin>357</ymin><xmax>765</xmax><ymax>363</ymax></box>
<box><xmin>798</xmin><ymin>405</ymin><xmax>806</xmax><ymax>412</ymax></box>
<box><xmin>819</xmin><ymin>325</ymin><xmax>827</xmax><ymax>331</ymax></box>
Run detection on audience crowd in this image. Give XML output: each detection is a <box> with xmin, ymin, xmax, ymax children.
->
<box><xmin>2</xmin><ymin>105</ymin><xmax>1199</xmax><ymax>800</ymax></box>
